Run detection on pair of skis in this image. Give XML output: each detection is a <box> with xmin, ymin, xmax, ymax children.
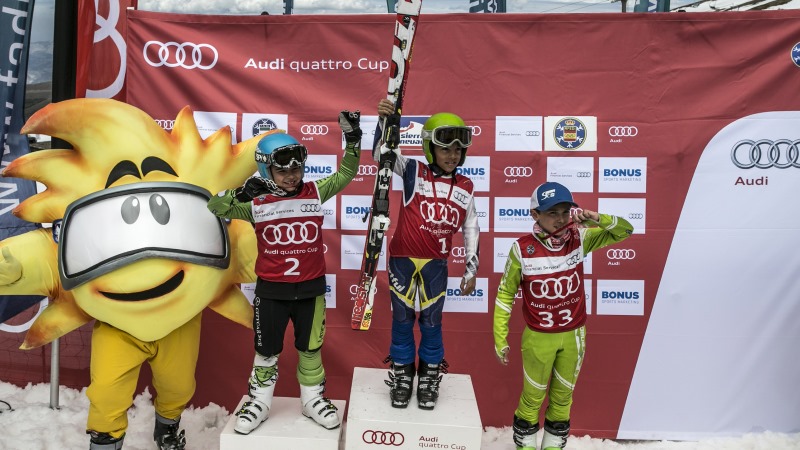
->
<box><xmin>350</xmin><ymin>0</ymin><xmax>423</xmax><ymax>331</ymax></box>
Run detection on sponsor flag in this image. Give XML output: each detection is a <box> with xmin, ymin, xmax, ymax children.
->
<box><xmin>633</xmin><ymin>0</ymin><xmax>670</xmax><ymax>12</ymax></box>
<box><xmin>75</xmin><ymin>0</ymin><xmax>138</xmax><ymax>100</ymax></box>
<box><xmin>0</xmin><ymin>0</ymin><xmax>43</xmax><ymax>323</ymax></box>
<box><xmin>469</xmin><ymin>0</ymin><xmax>506</xmax><ymax>13</ymax></box>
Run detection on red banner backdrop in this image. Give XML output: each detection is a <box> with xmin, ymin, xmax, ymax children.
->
<box><xmin>3</xmin><ymin>10</ymin><xmax>799</xmax><ymax>440</ymax></box>
<box><xmin>121</xmin><ymin>9</ymin><xmax>800</xmax><ymax>438</ymax></box>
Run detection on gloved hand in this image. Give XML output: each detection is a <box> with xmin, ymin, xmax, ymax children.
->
<box><xmin>234</xmin><ymin>176</ymin><xmax>272</xmax><ymax>202</ymax></box>
<box><xmin>339</xmin><ymin>110</ymin><xmax>362</xmax><ymax>144</ymax></box>
<box><xmin>0</xmin><ymin>247</ymin><xmax>23</xmax><ymax>286</ymax></box>
<box><xmin>495</xmin><ymin>344</ymin><xmax>510</xmax><ymax>366</ymax></box>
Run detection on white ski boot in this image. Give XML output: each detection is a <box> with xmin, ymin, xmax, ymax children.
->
<box><xmin>300</xmin><ymin>380</ymin><xmax>340</xmax><ymax>429</ymax></box>
<box><xmin>541</xmin><ymin>419</ymin><xmax>570</xmax><ymax>450</ymax></box>
<box><xmin>234</xmin><ymin>355</ymin><xmax>278</xmax><ymax>434</ymax></box>
<box><xmin>512</xmin><ymin>415</ymin><xmax>539</xmax><ymax>450</ymax></box>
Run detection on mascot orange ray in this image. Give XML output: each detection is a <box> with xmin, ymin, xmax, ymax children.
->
<box><xmin>0</xmin><ymin>98</ymin><xmax>267</xmax><ymax>450</ymax></box>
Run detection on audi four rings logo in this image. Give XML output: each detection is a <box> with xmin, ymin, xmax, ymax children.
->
<box><xmin>529</xmin><ymin>272</ymin><xmax>581</xmax><ymax>299</ymax></box>
<box><xmin>299</xmin><ymin>203</ymin><xmax>322</xmax><ymax>213</ymax></box>
<box><xmin>358</xmin><ymin>165</ymin><xmax>379</xmax><ymax>176</ymax></box>
<box><xmin>300</xmin><ymin>125</ymin><xmax>329</xmax><ymax>135</ymax></box>
<box><xmin>469</xmin><ymin>126</ymin><xmax>482</xmax><ymax>136</ymax></box>
<box><xmin>577</xmin><ymin>171</ymin><xmax>592</xmax><ymax>178</ymax></box>
<box><xmin>349</xmin><ymin>284</ymin><xmax>360</xmax><ymax>295</ymax></box>
<box><xmin>451</xmin><ymin>247</ymin><xmax>467</xmax><ymax>258</ymax></box>
<box><xmin>262</xmin><ymin>221</ymin><xmax>319</xmax><ymax>245</ymax></box>
<box><xmin>143</xmin><ymin>41</ymin><xmax>218</xmax><ymax>70</ymax></box>
<box><xmin>452</xmin><ymin>191</ymin><xmax>469</xmax><ymax>203</ymax></box>
<box><xmin>362</xmin><ymin>430</ymin><xmax>405</xmax><ymax>446</ymax></box>
<box><xmin>731</xmin><ymin>139</ymin><xmax>800</xmax><ymax>169</ymax></box>
<box><xmin>504</xmin><ymin>167</ymin><xmax>533</xmax><ymax>177</ymax></box>
<box><xmin>420</xmin><ymin>201</ymin><xmax>461</xmax><ymax>227</ymax></box>
<box><xmin>607</xmin><ymin>249</ymin><xmax>636</xmax><ymax>260</ymax></box>
<box><xmin>526</xmin><ymin>130</ymin><xmax>541</xmax><ymax>137</ymax></box>
<box><xmin>628</xmin><ymin>213</ymin><xmax>644</xmax><ymax>220</ymax></box>
<box><xmin>477</xmin><ymin>211</ymin><xmax>487</xmax><ymax>218</ymax></box>
<box><xmin>608</xmin><ymin>126</ymin><xmax>639</xmax><ymax>137</ymax></box>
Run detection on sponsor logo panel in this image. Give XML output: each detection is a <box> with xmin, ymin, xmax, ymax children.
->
<box><xmin>494</xmin><ymin>197</ymin><xmax>533</xmax><ymax>233</ymax></box>
<box><xmin>493</xmin><ymin>237</ymin><xmax>519</xmax><ymax>273</ymax></box>
<box><xmin>544</xmin><ymin>116</ymin><xmax>597</xmax><ymax>151</ymax></box>
<box><xmin>193</xmin><ymin>111</ymin><xmax>237</xmax><ymax>143</ymax></box>
<box><xmin>304</xmin><ymin>154</ymin><xmax>337</xmax><ymax>183</ymax></box>
<box><xmin>325</xmin><ymin>274</ymin><xmax>336</xmax><ymax>308</ymax></box>
<box><xmin>340</xmin><ymin>234</ymin><xmax>386</xmax><ymax>271</ymax></box>
<box><xmin>547</xmin><ymin>157</ymin><xmax>594</xmax><ymax>193</ymax></box>
<box><xmin>456</xmin><ymin>156</ymin><xmax>490</xmax><ymax>192</ymax></box>
<box><xmin>598</xmin><ymin>197</ymin><xmax>646</xmax><ymax>235</ymax></box>
<box><xmin>596</xmin><ymin>279</ymin><xmax>645</xmax><ymax>316</ymax></box>
<box><xmin>443</xmin><ymin>277</ymin><xmax>489</xmax><ymax>313</ymax></box>
<box><xmin>584</xmin><ymin>279</ymin><xmax>593</xmax><ymax>315</ymax></box>
<box><xmin>495</xmin><ymin>116</ymin><xmax>543</xmax><ymax>151</ymax></box>
<box><xmin>242</xmin><ymin>113</ymin><xmax>289</xmax><ymax>141</ymax></box>
<box><xmin>341</xmin><ymin>195</ymin><xmax>374</xmax><ymax>230</ymax></box>
<box><xmin>599</xmin><ymin>157</ymin><xmax>647</xmax><ymax>193</ymax></box>
<box><xmin>474</xmin><ymin>196</ymin><xmax>490</xmax><ymax>233</ymax></box>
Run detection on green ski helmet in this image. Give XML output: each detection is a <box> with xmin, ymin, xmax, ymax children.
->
<box><xmin>421</xmin><ymin>112</ymin><xmax>473</xmax><ymax>167</ymax></box>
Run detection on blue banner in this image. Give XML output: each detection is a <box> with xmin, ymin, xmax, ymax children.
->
<box><xmin>469</xmin><ymin>0</ymin><xmax>506</xmax><ymax>13</ymax></box>
<box><xmin>0</xmin><ymin>0</ymin><xmax>44</xmax><ymax>324</ymax></box>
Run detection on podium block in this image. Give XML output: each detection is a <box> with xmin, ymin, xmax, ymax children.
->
<box><xmin>220</xmin><ymin>396</ymin><xmax>346</xmax><ymax>450</ymax></box>
<box><xmin>345</xmin><ymin>367</ymin><xmax>482</xmax><ymax>450</ymax></box>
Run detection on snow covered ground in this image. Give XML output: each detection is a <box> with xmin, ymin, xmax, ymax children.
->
<box><xmin>0</xmin><ymin>381</ymin><xmax>798</xmax><ymax>450</ymax></box>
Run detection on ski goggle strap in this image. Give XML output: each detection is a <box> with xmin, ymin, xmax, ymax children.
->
<box><xmin>423</xmin><ymin>126</ymin><xmax>473</xmax><ymax>148</ymax></box>
<box><xmin>255</xmin><ymin>144</ymin><xmax>308</xmax><ymax>169</ymax></box>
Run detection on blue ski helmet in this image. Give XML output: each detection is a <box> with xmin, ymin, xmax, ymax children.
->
<box><xmin>255</xmin><ymin>133</ymin><xmax>308</xmax><ymax>180</ymax></box>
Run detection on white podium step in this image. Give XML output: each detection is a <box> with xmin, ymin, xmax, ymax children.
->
<box><xmin>345</xmin><ymin>367</ymin><xmax>482</xmax><ymax>450</ymax></box>
<box><xmin>220</xmin><ymin>396</ymin><xmax>346</xmax><ymax>450</ymax></box>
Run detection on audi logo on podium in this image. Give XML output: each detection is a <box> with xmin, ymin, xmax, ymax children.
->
<box><xmin>451</xmin><ymin>246</ymin><xmax>467</xmax><ymax>258</ymax></box>
<box><xmin>362</xmin><ymin>430</ymin><xmax>405</xmax><ymax>445</ymax></box>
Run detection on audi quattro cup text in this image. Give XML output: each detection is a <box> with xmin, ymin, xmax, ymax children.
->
<box><xmin>418</xmin><ymin>434</ymin><xmax>469</xmax><ymax>449</ymax></box>
<box><xmin>244</xmin><ymin>57</ymin><xmax>390</xmax><ymax>73</ymax></box>
<box><xmin>529</xmin><ymin>295</ymin><xmax>581</xmax><ymax>311</ymax></box>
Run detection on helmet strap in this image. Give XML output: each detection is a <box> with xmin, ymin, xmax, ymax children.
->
<box><xmin>429</xmin><ymin>163</ymin><xmax>452</xmax><ymax>177</ymax></box>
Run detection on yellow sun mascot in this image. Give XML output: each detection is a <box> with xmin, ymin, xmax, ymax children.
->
<box><xmin>0</xmin><ymin>98</ymin><xmax>267</xmax><ymax>450</ymax></box>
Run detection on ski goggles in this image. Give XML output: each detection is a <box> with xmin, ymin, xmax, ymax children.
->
<box><xmin>57</xmin><ymin>182</ymin><xmax>230</xmax><ymax>290</ymax></box>
<box><xmin>255</xmin><ymin>144</ymin><xmax>308</xmax><ymax>169</ymax></box>
<box><xmin>422</xmin><ymin>126</ymin><xmax>473</xmax><ymax>149</ymax></box>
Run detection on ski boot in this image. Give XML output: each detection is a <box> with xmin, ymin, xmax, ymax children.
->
<box><xmin>153</xmin><ymin>414</ymin><xmax>186</xmax><ymax>450</ymax></box>
<box><xmin>416</xmin><ymin>359</ymin><xmax>448</xmax><ymax>410</ymax></box>
<box><xmin>512</xmin><ymin>415</ymin><xmax>539</xmax><ymax>450</ymax></box>
<box><xmin>384</xmin><ymin>356</ymin><xmax>415</xmax><ymax>408</ymax></box>
<box><xmin>541</xmin><ymin>419</ymin><xmax>570</xmax><ymax>450</ymax></box>
<box><xmin>234</xmin><ymin>354</ymin><xmax>278</xmax><ymax>434</ymax></box>
<box><xmin>300</xmin><ymin>379</ymin><xmax>340</xmax><ymax>429</ymax></box>
<box><xmin>88</xmin><ymin>431</ymin><xmax>124</xmax><ymax>450</ymax></box>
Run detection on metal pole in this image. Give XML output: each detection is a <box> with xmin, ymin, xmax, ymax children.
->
<box><xmin>52</xmin><ymin>0</ymin><xmax>77</xmax><ymax>149</ymax></box>
<box><xmin>49</xmin><ymin>337</ymin><xmax>60</xmax><ymax>409</ymax></box>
